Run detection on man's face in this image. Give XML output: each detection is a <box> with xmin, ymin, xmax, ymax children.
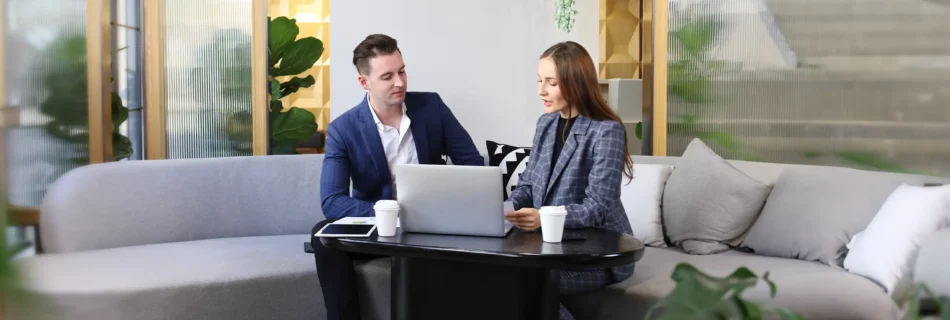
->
<box><xmin>359</xmin><ymin>51</ymin><xmax>407</xmax><ymax>107</ymax></box>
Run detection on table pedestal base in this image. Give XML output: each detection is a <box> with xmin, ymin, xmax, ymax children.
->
<box><xmin>392</xmin><ymin>256</ymin><xmax>560</xmax><ymax>320</ymax></box>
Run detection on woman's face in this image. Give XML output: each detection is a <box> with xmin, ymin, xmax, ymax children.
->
<box><xmin>537</xmin><ymin>57</ymin><xmax>567</xmax><ymax>115</ymax></box>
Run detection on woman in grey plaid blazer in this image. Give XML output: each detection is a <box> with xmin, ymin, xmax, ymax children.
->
<box><xmin>505</xmin><ymin>41</ymin><xmax>636</xmax><ymax>320</ymax></box>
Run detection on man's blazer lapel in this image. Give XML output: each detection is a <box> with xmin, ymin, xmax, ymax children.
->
<box><xmin>404</xmin><ymin>94</ymin><xmax>430</xmax><ymax>163</ymax></box>
<box><xmin>356</xmin><ymin>97</ymin><xmax>392</xmax><ymax>195</ymax></box>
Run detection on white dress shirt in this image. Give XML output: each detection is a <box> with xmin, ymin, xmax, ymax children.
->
<box><xmin>368</xmin><ymin>97</ymin><xmax>418</xmax><ymax>198</ymax></box>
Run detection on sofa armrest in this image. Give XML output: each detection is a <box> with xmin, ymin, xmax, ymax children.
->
<box><xmin>914</xmin><ymin>228</ymin><xmax>950</xmax><ymax>296</ymax></box>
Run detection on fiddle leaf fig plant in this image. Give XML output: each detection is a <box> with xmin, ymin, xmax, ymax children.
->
<box><xmin>267</xmin><ymin>16</ymin><xmax>321</xmax><ymax>155</ymax></box>
<box><xmin>37</xmin><ymin>33</ymin><xmax>133</xmax><ymax>163</ymax></box>
<box><xmin>645</xmin><ymin>263</ymin><xmax>803</xmax><ymax>320</ymax></box>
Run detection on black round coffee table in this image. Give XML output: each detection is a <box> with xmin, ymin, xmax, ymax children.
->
<box><xmin>322</xmin><ymin>227</ymin><xmax>644</xmax><ymax>320</ymax></box>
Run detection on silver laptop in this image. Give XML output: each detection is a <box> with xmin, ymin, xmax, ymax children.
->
<box><xmin>393</xmin><ymin>164</ymin><xmax>514</xmax><ymax>237</ymax></box>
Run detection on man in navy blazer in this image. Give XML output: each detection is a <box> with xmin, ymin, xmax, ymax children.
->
<box><xmin>311</xmin><ymin>34</ymin><xmax>483</xmax><ymax>320</ymax></box>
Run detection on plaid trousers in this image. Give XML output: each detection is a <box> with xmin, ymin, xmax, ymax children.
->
<box><xmin>559</xmin><ymin>269</ymin><xmax>613</xmax><ymax>320</ymax></box>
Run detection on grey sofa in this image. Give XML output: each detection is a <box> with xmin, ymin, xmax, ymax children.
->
<box><xmin>11</xmin><ymin>155</ymin><xmax>328</xmax><ymax>320</ymax></box>
<box><xmin>10</xmin><ymin>153</ymin><xmax>950</xmax><ymax>320</ymax></box>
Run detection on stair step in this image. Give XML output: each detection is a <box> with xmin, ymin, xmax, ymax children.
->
<box><xmin>668</xmin><ymin>70</ymin><xmax>950</xmax><ymax>122</ymax></box>
<box><xmin>666</xmin><ymin>120</ymin><xmax>950</xmax><ymax>140</ymax></box>
<box><xmin>761</xmin><ymin>0</ymin><xmax>950</xmax><ymax>57</ymax></box>
<box><xmin>666</xmin><ymin>135</ymin><xmax>950</xmax><ymax>176</ymax></box>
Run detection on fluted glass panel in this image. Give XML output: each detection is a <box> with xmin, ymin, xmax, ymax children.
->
<box><xmin>665</xmin><ymin>0</ymin><xmax>950</xmax><ymax>176</ymax></box>
<box><xmin>116</xmin><ymin>0</ymin><xmax>144</xmax><ymax>160</ymax></box>
<box><xmin>163</xmin><ymin>0</ymin><xmax>254</xmax><ymax>158</ymax></box>
<box><xmin>4</xmin><ymin>0</ymin><xmax>89</xmax><ymax>206</ymax></box>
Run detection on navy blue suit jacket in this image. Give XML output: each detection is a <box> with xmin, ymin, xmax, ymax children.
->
<box><xmin>320</xmin><ymin>92</ymin><xmax>484</xmax><ymax>219</ymax></box>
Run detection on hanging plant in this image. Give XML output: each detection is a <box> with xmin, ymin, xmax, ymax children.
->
<box><xmin>555</xmin><ymin>0</ymin><xmax>578</xmax><ymax>33</ymax></box>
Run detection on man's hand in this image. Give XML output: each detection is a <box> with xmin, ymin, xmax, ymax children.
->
<box><xmin>504</xmin><ymin>208</ymin><xmax>541</xmax><ymax>231</ymax></box>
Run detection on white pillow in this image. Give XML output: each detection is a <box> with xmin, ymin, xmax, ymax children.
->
<box><xmin>620</xmin><ymin>164</ymin><xmax>675</xmax><ymax>247</ymax></box>
<box><xmin>844</xmin><ymin>183</ymin><xmax>950</xmax><ymax>294</ymax></box>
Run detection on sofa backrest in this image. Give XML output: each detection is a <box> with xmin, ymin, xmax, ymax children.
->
<box><xmin>40</xmin><ymin>154</ymin><xmax>326</xmax><ymax>254</ymax></box>
<box><xmin>630</xmin><ymin>155</ymin><xmax>950</xmax><ymax>187</ymax></box>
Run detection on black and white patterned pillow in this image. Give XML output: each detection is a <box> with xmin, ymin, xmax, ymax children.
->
<box><xmin>486</xmin><ymin>140</ymin><xmax>531</xmax><ymax>200</ymax></box>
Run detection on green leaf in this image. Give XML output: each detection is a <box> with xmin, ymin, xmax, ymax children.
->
<box><xmin>112</xmin><ymin>132</ymin><xmax>133</xmax><ymax>161</ymax></box>
<box><xmin>763</xmin><ymin>271</ymin><xmax>777</xmax><ymax>298</ymax></box>
<box><xmin>647</xmin><ymin>263</ymin><xmax>807</xmax><ymax>320</ymax></box>
<box><xmin>280</xmin><ymin>75</ymin><xmax>316</xmax><ymax>98</ymax></box>
<box><xmin>111</xmin><ymin>92</ymin><xmax>128</xmax><ymax>132</ymax></box>
<box><xmin>635</xmin><ymin>121</ymin><xmax>643</xmax><ymax>140</ymax></box>
<box><xmin>904</xmin><ymin>285</ymin><xmax>922</xmax><ymax>320</ymax></box>
<box><xmin>737</xmin><ymin>298</ymin><xmax>763</xmax><ymax>319</ymax></box>
<box><xmin>270</xmin><ymin>79</ymin><xmax>282</xmax><ymax>101</ymax></box>
<box><xmin>771</xmin><ymin>307</ymin><xmax>806</xmax><ymax>320</ymax></box>
<box><xmin>270</xmin><ymin>79</ymin><xmax>282</xmax><ymax>100</ymax></box>
<box><xmin>643</xmin><ymin>300</ymin><xmax>665</xmax><ymax>320</ymax></box>
<box><xmin>804</xmin><ymin>152</ymin><xmax>822</xmax><ymax>159</ymax></box>
<box><xmin>651</xmin><ymin>263</ymin><xmax>759</xmax><ymax>319</ymax></box>
<box><xmin>671</xmin><ymin>19</ymin><xmax>723</xmax><ymax>57</ymax></box>
<box><xmin>270</xmin><ymin>140</ymin><xmax>299</xmax><ymax>155</ymax></box>
<box><xmin>268</xmin><ymin>16</ymin><xmax>299</xmax><ymax>68</ymax></box>
<box><xmin>697</xmin><ymin>131</ymin><xmax>740</xmax><ymax>150</ymax></box>
<box><xmin>835</xmin><ymin>151</ymin><xmax>906</xmax><ymax>173</ymax></box>
<box><xmin>270</xmin><ymin>106</ymin><xmax>318</xmax><ymax>142</ymax></box>
<box><xmin>668</xmin><ymin>60</ymin><xmax>710</xmax><ymax>103</ymax></box>
<box><xmin>270</xmin><ymin>99</ymin><xmax>284</xmax><ymax>114</ymax></box>
<box><xmin>225</xmin><ymin>111</ymin><xmax>253</xmax><ymax>142</ymax></box>
<box><xmin>274</xmin><ymin>37</ymin><xmax>324</xmax><ymax>77</ymax></box>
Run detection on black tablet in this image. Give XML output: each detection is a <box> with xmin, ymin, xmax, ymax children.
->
<box><xmin>315</xmin><ymin>223</ymin><xmax>377</xmax><ymax>237</ymax></box>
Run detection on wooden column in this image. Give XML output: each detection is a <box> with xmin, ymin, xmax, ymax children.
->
<box><xmin>87</xmin><ymin>0</ymin><xmax>113</xmax><ymax>163</ymax></box>
<box><xmin>642</xmin><ymin>0</ymin><xmax>668</xmax><ymax>156</ymax></box>
<box><xmin>142</xmin><ymin>0</ymin><xmax>167</xmax><ymax>159</ymax></box>
<box><xmin>252</xmin><ymin>0</ymin><xmax>268</xmax><ymax>155</ymax></box>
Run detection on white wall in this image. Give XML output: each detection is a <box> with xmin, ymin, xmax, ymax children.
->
<box><xmin>330</xmin><ymin>0</ymin><xmax>599</xmax><ymax>153</ymax></box>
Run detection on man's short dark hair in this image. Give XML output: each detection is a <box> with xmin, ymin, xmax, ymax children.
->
<box><xmin>352</xmin><ymin>34</ymin><xmax>401</xmax><ymax>76</ymax></box>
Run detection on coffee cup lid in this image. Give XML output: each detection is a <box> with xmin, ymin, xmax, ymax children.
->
<box><xmin>539</xmin><ymin>206</ymin><xmax>567</xmax><ymax>215</ymax></box>
<box><xmin>374</xmin><ymin>200</ymin><xmax>400</xmax><ymax>210</ymax></box>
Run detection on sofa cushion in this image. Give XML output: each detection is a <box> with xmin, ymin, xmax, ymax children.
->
<box><xmin>743</xmin><ymin>166</ymin><xmax>906</xmax><ymax>267</ymax></box>
<box><xmin>486</xmin><ymin>140</ymin><xmax>532</xmax><ymax>200</ymax></box>
<box><xmin>662</xmin><ymin>138</ymin><xmax>772</xmax><ymax>254</ymax></box>
<box><xmin>563</xmin><ymin>247</ymin><xmax>900</xmax><ymax>320</ymax></box>
<box><xmin>12</xmin><ymin>235</ymin><xmax>323</xmax><ymax>320</ymax></box>
<box><xmin>621</xmin><ymin>164</ymin><xmax>674</xmax><ymax>247</ymax></box>
<box><xmin>844</xmin><ymin>184</ymin><xmax>950</xmax><ymax>295</ymax></box>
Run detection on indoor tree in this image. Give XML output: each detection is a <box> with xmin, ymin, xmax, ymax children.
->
<box><xmin>266</xmin><ymin>16</ymin><xmax>322</xmax><ymax>155</ymax></box>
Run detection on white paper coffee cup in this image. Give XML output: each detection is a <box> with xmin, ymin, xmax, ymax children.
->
<box><xmin>539</xmin><ymin>206</ymin><xmax>568</xmax><ymax>243</ymax></box>
<box><xmin>374</xmin><ymin>200</ymin><xmax>400</xmax><ymax>237</ymax></box>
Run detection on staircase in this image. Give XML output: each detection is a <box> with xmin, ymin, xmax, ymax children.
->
<box><xmin>664</xmin><ymin>0</ymin><xmax>950</xmax><ymax>176</ymax></box>
<box><xmin>764</xmin><ymin>0</ymin><xmax>950</xmax><ymax>58</ymax></box>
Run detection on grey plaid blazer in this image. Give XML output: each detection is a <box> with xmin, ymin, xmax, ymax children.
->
<box><xmin>509</xmin><ymin>113</ymin><xmax>635</xmax><ymax>281</ymax></box>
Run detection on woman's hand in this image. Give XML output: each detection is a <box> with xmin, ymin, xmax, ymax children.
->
<box><xmin>505</xmin><ymin>208</ymin><xmax>541</xmax><ymax>231</ymax></box>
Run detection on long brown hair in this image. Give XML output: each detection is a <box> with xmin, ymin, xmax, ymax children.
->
<box><xmin>541</xmin><ymin>41</ymin><xmax>634</xmax><ymax>181</ymax></box>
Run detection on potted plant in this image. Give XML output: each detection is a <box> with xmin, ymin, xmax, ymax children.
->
<box><xmin>35</xmin><ymin>32</ymin><xmax>133</xmax><ymax>163</ymax></box>
<box><xmin>216</xmin><ymin>17</ymin><xmax>323</xmax><ymax>155</ymax></box>
<box><xmin>265</xmin><ymin>16</ymin><xmax>323</xmax><ymax>155</ymax></box>
<box><xmin>903</xmin><ymin>283</ymin><xmax>950</xmax><ymax>319</ymax></box>
<box><xmin>646</xmin><ymin>263</ymin><xmax>803</xmax><ymax>319</ymax></box>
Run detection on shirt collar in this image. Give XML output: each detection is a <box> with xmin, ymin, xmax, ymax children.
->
<box><xmin>367</xmin><ymin>93</ymin><xmax>408</xmax><ymax>126</ymax></box>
